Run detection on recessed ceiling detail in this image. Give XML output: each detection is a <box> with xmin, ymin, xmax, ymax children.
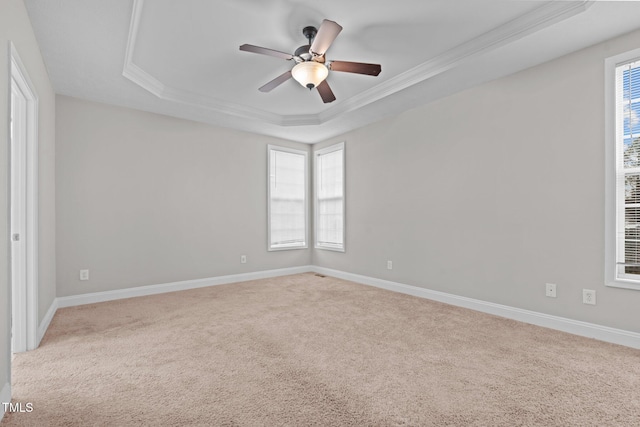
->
<box><xmin>24</xmin><ymin>0</ymin><xmax>640</xmax><ymax>142</ymax></box>
<box><xmin>122</xmin><ymin>0</ymin><xmax>590</xmax><ymax>128</ymax></box>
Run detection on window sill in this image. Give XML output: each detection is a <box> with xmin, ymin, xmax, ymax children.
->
<box><xmin>268</xmin><ymin>245</ymin><xmax>308</xmax><ymax>252</ymax></box>
<box><xmin>606</xmin><ymin>279</ymin><xmax>640</xmax><ymax>291</ymax></box>
<box><xmin>315</xmin><ymin>245</ymin><xmax>345</xmax><ymax>253</ymax></box>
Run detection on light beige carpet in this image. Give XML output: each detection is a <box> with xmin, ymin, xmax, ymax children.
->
<box><xmin>2</xmin><ymin>273</ymin><xmax>640</xmax><ymax>426</ymax></box>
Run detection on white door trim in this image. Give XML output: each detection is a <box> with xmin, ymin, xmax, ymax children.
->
<box><xmin>9</xmin><ymin>42</ymin><xmax>39</xmax><ymax>352</ymax></box>
<box><xmin>10</xmin><ymin>75</ymin><xmax>27</xmax><ymax>353</ymax></box>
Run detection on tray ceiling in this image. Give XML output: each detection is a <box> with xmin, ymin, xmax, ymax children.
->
<box><xmin>23</xmin><ymin>0</ymin><xmax>640</xmax><ymax>143</ymax></box>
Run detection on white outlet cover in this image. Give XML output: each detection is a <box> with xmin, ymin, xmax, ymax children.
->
<box><xmin>583</xmin><ymin>289</ymin><xmax>596</xmax><ymax>305</ymax></box>
<box><xmin>545</xmin><ymin>283</ymin><xmax>556</xmax><ymax>298</ymax></box>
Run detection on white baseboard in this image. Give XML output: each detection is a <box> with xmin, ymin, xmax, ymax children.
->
<box><xmin>37</xmin><ymin>299</ymin><xmax>59</xmax><ymax>346</ymax></box>
<box><xmin>311</xmin><ymin>266</ymin><xmax>640</xmax><ymax>350</ymax></box>
<box><xmin>1</xmin><ymin>382</ymin><xmax>10</xmax><ymax>422</ymax></box>
<box><xmin>36</xmin><ymin>264</ymin><xmax>640</xmax><ymax>351</ymax></box>
<box><xmin>56</xmin><ymin>265</ymin><xmax>313</xmax><ymax>309</ymax></box>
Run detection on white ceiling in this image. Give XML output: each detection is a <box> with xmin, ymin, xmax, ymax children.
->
<box><xmin>23</xmin><ymin>0</ymin><xmax>640</xmax><ymax>143</ymax></box>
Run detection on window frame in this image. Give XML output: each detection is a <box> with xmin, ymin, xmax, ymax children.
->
<box><xmin>267</xmin><ymin>145</ymin><xmax>309</xmax><ymax>251</ymax></box>
<box><xmin>314</xmin><ymin>142</ymin><xmax>346</xmax><ymax>252</ymax></box>
<box><xmin>605</xmin><ymin>47</ymin><xmax>640</xmax><ymax>290</ymax></box>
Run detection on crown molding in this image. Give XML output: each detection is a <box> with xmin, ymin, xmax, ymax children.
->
<box><xmin>123</xmin><ymin>0</ymin><xmax>283</xmax><ymax>125</ymax></box>
<box><xmin>123</xmin><ymin>0</ymin><xmax>592</xmax><ymax>128</ymax></box>
<box><xmin>318</xmin><ymin>0</ymin><xmax>594</xmax><ymax>124</ymax></box>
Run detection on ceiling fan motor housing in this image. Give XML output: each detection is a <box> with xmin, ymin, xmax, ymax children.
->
<box><xmin>294</xmin><ymin>45</ymin><xmax>312</xmax><ymax>61</ymax></box>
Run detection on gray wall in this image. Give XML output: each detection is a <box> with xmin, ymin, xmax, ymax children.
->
<box><xmin>56</xmin><ymin>96</ymin><xmax>310</xmax><ymax>297</ymax></box>
<box><xmin>1</xmin><ymin>0</ymin><xmax>56</xmax><ymax>397</ymax></box>
<box><xmin>313</xmin><ymin>28</ymin><xmax>640</xmax><ymax>333</ymax></box>
<box><xmin>54</xmin><ymin>22</ymin><xmax>640</xmax><ymax>337</ymax></box>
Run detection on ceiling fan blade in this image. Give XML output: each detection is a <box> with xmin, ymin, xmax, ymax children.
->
<box><xmin>316</xmin><ymin>80</ymin><xmax>336</xmax><ymax>104</ymax></box>
<box><xmin>258</xmin><ymin>70</ymin><xmax>293</xmax><ymax>92</ymax></box>
<box><xmin>329</xmin><ymin>61</ymin><xmax>381</xmax><ymax>76</ymax></box>
<box><xmin>310</xmin><ymin>19</ymin><xmax>342</xmax><ymax>57</ymax></box>
<box><xmin>239</xmin><ymin>44</ymin><xmax>293</xmax><ymax>61</ymax></box>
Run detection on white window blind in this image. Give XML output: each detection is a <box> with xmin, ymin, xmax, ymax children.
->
<box><xmin>615</xmin><ymin>59</ymin><xmax>640</xmax><ymax>282</ymax></box>
<box><xmin>315</xmin><ymin>142</ymin><xmax>345</xmax><ymax>251</ymax></box>
<box><xmin>268</xmin><ymin>146</ymin><xmax>307</xmax><ymax>250</ymax></box>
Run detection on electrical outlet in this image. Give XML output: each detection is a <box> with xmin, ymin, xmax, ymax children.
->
<box><xmin>387</xmin><ymin>260</ymin><xmax>393</xmax><ymax>270</ymax></box>
<box><xmin>583</xmin><ymin>289</ymin><xmax>596</xmax><ymax>305</ymax></box>
<box><xmin>240</xmin><ymin>255</ymin><xmax>247</xmax><ymax>264</ymax></box>
<box><xmin>79</xmin><ymin>269</ymin><xmax>89</xmax><ymax>281</ymax></box>
<box><xmin>545</xmin><ymin>283</ymin><xmax>556</xmax><ymax>298</ymax></box>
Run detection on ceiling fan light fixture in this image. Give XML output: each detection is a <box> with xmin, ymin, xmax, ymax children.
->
<box><xmin>291</xmin><ymin>61</ymin><xmax>328</xmax><ymax>90</ymax></box>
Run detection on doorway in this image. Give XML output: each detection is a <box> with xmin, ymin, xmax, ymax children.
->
<box><xmin>10</xmin><ymin>42</ymin><xmax>38</xmax><ymax>353</ymax></box>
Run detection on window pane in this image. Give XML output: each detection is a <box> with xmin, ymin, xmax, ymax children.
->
<box><xmin>616</xmin><ymin>59</ymin><xmax>640</xmax><ymax>281</ymax></box>
<box><xmin>623</xmin><ymin>138</ymin><xmax>639</xmax><ymax>168</ymax></box>
<box><xmin>622</xmin><ymin>104</ymin><xmax>640</xmax><ymax>137</ymax></box>
<box><xmin>268</xmin><ymin>147</ymin><xmax>307</xmax><ymax>250</ymax></box>
<box><xmin>315</xmin><ymin>143</ymin><xmax>344</xmax><ymax>251</ymax></box>
<box><xmin>625</xmin><ymin>174</ymin><xmax>640</xmax><ymax>204</ymax></box>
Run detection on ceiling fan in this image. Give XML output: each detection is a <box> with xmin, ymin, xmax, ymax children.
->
<box><xmin>239</xmin><ymin>19</ymin><xmax>381</xmax><ymax>103</ymax></box>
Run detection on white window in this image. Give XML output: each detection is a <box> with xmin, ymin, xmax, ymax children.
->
<box><xmin>314</xmin><ymin>142</ymin><xmax>345</xmax><ymax>251</ymax></box>
<box><xmin>606</xmin><ymin>49</ymin><xmax>640</xmax><ymax>290</ymax></box>
<box><xmin>268</xmin><ymin>145</ymin><xmax>308</xmax><ymax>250</ymax></box>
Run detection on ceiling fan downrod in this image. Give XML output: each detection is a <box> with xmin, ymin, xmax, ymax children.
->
<box><xmin>302</xmin><ymin>26</ymin><xmax>317</xmax><ymax>45</ymax></box>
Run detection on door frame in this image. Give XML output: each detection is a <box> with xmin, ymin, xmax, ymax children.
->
<box><xmin>9</xmin><ymin>41</ymin><xmax>39</xmax><ymax>352</ymax></box>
